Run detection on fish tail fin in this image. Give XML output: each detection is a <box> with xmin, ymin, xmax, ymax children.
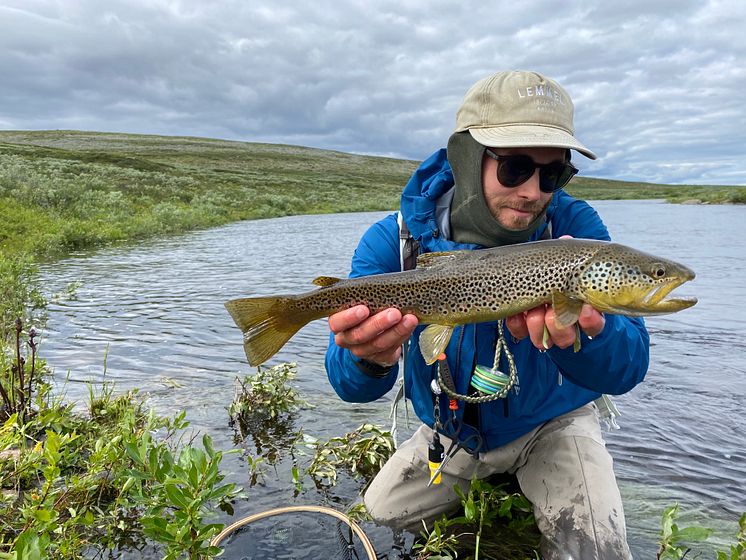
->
<box><xmin>225</xmin><ymin>295</ymin><xmax>314</xmax><ymax>367</ymax></box>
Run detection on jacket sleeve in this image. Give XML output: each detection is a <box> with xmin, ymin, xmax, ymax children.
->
<box><xmin>549</xmin><ymin>315</ymin><xmax>649</xmax><ymax>395</ymax></box>
<box><xmin>324</xmin><ymin>214</ymin><xmax>403</xmax><ymax>403</ymax></box>
<box><xmin>546</xmin><ymin>192</ymin><xmax>651</xmax><ymax>395</ymax></box>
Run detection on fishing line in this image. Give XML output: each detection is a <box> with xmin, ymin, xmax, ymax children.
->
<box><xmin>437</xmin><ymin>321</ymin><xmax>518</xmax><ymax>404</ymax></box>
<box><xmin>210</xmin><ymin>504</ymin><xmax>377</xmax><ymax>560</ymax></box>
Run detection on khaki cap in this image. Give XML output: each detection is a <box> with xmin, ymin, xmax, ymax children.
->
<box><xmin>455</xmin><ymin>70</ymin><xmax>597</xmax><ymax>160</ymax></box>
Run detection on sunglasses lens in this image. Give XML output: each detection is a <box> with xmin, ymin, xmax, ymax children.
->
<box><xmin>496</xmin><ymin>155</ymin><xmax>535</xmax><ymax>187</ymax></box>
<box><xmin>492</xmin><ymin>152</ymin><xmax>578</xmax><ymax>193</ymax></box>
<box><xmin>539</xmin><ymin>162</ymin><xmax>578</xmax><ymax>193</ymax></box>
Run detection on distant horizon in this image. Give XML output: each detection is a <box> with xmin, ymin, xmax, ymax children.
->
<box><xmin>2</xmin><ymin>128</ymin><xmax>743</xmax><ymax>189</ymax></box>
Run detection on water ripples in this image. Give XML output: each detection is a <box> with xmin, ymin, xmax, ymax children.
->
<box><xmin>36</xmin><ymin>202</ymin><xmax>746</xmax><ymax>556</ymax></box>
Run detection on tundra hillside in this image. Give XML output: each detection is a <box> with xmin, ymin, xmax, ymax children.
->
<box><xmin>1</xmin><ymin>130</ymin><xmax>744</xmax><ymax>261</ymax></box>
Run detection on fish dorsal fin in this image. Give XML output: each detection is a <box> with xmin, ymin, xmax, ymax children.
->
<box><xmin>416</xmin><ymin>251</ymin><xmax>464</xmax><ymax>269</ymax></box>
<box><xmin>552</xmin><ymin>292</ymin><xmax>585</xmax><ymax>329</ymax></box>
<box><xmin>312</xmin><ymin>276</ymin><xmax>342</xmax><ymax>287</ymax></box>
<box><xmin>419</xmin><ymin>324</ymin><xmax>455</xmax><ymax>365</ymax></box>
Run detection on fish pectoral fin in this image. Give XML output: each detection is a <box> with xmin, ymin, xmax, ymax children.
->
<box><xmin>551</xmin><ymin>292</ymin><xmax>585</xmax><ymax>329</ymax></box>
<box><xmin>312</xmin><ymin>276</ymin><xmax>342</xmax><ymax>287</ymax></box>
<box><xmin>542</xmin><ymin>325</ymin><xmax>551</xmax><ymax>350</ymax></box>
<box><xmin>419</xmin><ymin>324</ymin><xmax>454</xmax><ymax>365</ymax></box>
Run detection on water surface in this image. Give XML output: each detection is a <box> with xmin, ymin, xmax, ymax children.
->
<box><xmin>39</xmin><ymin>200</ymin><xmax>746</xmax><ymax>557</ymax></box>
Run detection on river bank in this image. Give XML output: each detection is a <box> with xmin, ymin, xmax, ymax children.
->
<box><xmin>2</xmin><ymin>129</ymin><xmax>745</xmax><ymax>262</ymax></box>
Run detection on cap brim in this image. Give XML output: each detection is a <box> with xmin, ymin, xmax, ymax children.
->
<box><xmin>468</xmin><ymin>125</ymin><xmax>597</xmax><ymax>160</ymax></box>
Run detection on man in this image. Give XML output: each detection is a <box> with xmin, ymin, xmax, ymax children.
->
<box><xmin>325</xmin><ymin>70</ymin><xmax>648</xmax><ymax>559</ymax></box>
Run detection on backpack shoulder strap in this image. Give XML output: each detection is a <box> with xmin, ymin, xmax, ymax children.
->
<box><xmin>390</xmin><ymin>211</ymin><xmax>419</xmax><ymax>445</ymax></box>
<box><xmin>397</xmin><ymin>211</ymin><xmax>420</xmax><ymax>271</ymax></box>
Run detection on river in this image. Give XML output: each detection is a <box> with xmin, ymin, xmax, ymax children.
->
<box><xmin>38</xmin><ymin>200</ymin><xmax>746</xmax><ymax>558</ymax></box>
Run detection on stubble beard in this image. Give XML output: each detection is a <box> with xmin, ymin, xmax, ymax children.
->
<box><xmin>494</xmin><ymin>199</ymin><xmax>551</xmax><ymax>231</ymax></box>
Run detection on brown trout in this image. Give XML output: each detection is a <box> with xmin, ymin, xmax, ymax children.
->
<box><xmin>225</xmin><ymin>238</ymin><xmax>696</xmax><ymax>366</ymax></box>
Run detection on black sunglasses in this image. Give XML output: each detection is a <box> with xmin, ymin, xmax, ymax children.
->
<box><xmin>484</xmin><ymin>150</ymin><xmax>578</xmax><ymax>193</ymax></box>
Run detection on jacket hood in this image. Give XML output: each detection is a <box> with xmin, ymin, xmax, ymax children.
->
<box><xmin>448</xmin><ymin>131</ymin><xmax>547</xmax><ymax>247</ymax></box>
<box><xmin>400</xmin><ymin>147</ymin><xmax>554</xmax><ymax>253</ymax></box>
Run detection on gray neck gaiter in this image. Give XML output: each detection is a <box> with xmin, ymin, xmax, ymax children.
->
<box><xmin>448</xmin><ymin>132</ymin><xmax>546</xmax><ymax>247</ymax></box>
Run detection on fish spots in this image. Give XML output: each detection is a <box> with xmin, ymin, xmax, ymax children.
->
<box><xmin>298</xmin><ymin>239</ymin><xmax>690</xmax><ymax>328</ymax></box>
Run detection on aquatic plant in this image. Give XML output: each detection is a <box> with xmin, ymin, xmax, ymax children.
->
<box><xmin>453</xmin><ymin>478</ymin><xmax>537</xmax><ymax>559</ymax></box>
<box><xmin>0</xmin><ymin>381</ymin><xmax>237</xmax><ymax>559</ymax></box>
<box><xmin>228</xmin><ymin>362</ymin><xmax>308</xmax><ymax>423</ymax></box>
<box><xmin>0</xmin><ymin>320</ymin><xmax>42</xmax><ymax>424</ymax></box>
<box><xmin>124</xmin><ymin>432</ymin><xmax>239</xmax><ymax>560</ymax></box>
<box><xmin>412</xmin><ymin>515</ymin><xmax>465</xmax><ymax>560</ymax></box>
<box><xmin>656</xmin><ymin>504</ymin><xmax>746</xmax><ymax>560</ymax></box>
<box><xmin>412</xmin><ymin>476</ymin><xmax>539</xmax><ymax>560</ymax></box>
<box><xmin>228</xmin><ymin>363</ymin><xmax>311</xmax><ymax>490</ymax></box>
<box><xmin>716</xmin><ymin>512</ymin><xmax>746</xmax><ymax>560</ymax></box>
<box><xmin>303</xmin><ymin>423</ymin><xmax>395</xmax><ymax>488</ymax></box>
<box><xmin>657</xmin><ymin>503</ymin><xmax>713</xmax><ymax>559</ymax></box>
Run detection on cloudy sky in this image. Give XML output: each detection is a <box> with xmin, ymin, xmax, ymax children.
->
<box><xmin>1</xmin><ymin>0</ymin><xmax>744</xmax><ymax>185</ymax></box>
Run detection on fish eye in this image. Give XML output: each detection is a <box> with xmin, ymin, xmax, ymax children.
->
<box><xmin>651</xmin><ymin>264</ymin><xmax>666</xmax><ymax>278</ymax></box>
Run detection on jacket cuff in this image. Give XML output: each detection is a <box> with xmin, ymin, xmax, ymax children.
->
<box><xmin>353</xmin><ymin>357</ymin><xmax>395</xmax><ymax>379</ymax></box>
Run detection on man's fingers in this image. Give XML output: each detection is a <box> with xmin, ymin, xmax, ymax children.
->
<box><xmin>336</xmin><ymin>308</ymin><xmax>403</xmax><ymax>346</ymax></box>
<box><xmin>332</xmin><ymin>308</ymin><xmax>419</xmax><ymax>363</ymax></box>
<box><xmin>525</xmin><ymin>306</ymin><xmax>549</xmax><ymax>349</ymax></box>
<box><xmin>578</xmin><ymin>304</ymin><xmax>605</xmax><ymax>337</ymax></box>
<box><xmin>350</xmin><ymin>314</ymin><xmax>419</xmax><ymax>364</ymax></box>
<box><xmin>328</xmin><ymin>305</ymin><xmax>370</xmax><ymax>334</ymax></box>
<box><xmin>544</xmin><ymin>308</ymin><xmax>577</xmax><ymax>349</ymax></box>
<box><xmin>510</xmin><ymin>301</ymin><xmax>606</xmax><ymax>351</ymax></box>
<box><xmin>505</xmin><ymin>313</ymin><xmax>529</xmax><ymax>340</ymax></box>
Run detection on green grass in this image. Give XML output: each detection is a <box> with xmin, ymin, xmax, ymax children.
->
<box><xmin>1</xmin><ymin>129</ymin><xmax>744</xmax><ymax>261</ymax></box>
<box><xmin>0</xmin><ymin>130</ymin><xmax>416</xmax><ymax>259</ymax></box>
<box><xmin>566</xmin><ymin>177</ymin><xmax>746</xmax><ymax>204</ymax></box>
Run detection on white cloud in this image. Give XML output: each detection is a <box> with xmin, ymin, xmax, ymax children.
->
<box><xmin>1</xmin><ymin>0</ymin><xmax>744</xmax><ymax>184</ymax></box>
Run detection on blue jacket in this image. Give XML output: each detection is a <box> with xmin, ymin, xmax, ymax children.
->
<box><xmin>325</xmin><ymin>149</ymin><xmax>650</xmax><ymax>450</ymax></box>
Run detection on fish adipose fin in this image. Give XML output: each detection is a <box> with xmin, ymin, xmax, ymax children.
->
<box><xmin>225</xmin><ymin>296</ymin><xmax>309</xmax><ymax>367</ymax></box>
<box><xmin>419</xmin><ymin>324</ymin><xmax>455</xmax><ymax>365</ymax></box>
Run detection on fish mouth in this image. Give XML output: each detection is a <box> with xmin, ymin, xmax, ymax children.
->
<box><xmin>640</xmin><ymin>276</ymin><xmax>698</xmax><ymax>313</ymax></box>
<box><xmin>589</xmin><ymin>274</ymin><xmax>697</xmax><ymax>316</ymax></box>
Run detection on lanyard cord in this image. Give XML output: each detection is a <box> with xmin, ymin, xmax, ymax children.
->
<box><xmin>436</xmin><ymin>321</ymin><xmax>518</xmax><ymax>404</ymax></box>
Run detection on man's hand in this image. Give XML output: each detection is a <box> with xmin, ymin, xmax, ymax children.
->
<box><xmin>328</xmin><ymin>305</ymin><xmax>419</xmax><ymax>367</ymax></box>
<box><xmin>506</xmin><ymin>303</ymin><xmax>605</xmax><ymax>350</ymax></box>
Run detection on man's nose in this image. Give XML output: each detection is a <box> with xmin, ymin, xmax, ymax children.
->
<box><xmin>514</xmin><ymin>170</ymin><xmax>542</xmax><ymax>200</ymax></box>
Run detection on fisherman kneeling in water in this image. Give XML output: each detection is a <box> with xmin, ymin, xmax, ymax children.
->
<box><xmin>325</xmin><ymin>70</ymin><xmax>648</xmax><ymax>560</ymax></box>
